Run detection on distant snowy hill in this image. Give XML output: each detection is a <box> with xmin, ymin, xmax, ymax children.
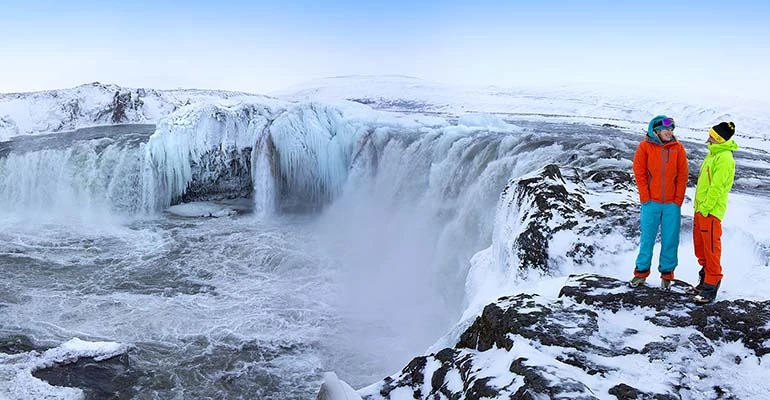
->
<box><xmin>0</xmin><ymin>82</ymin><xmax>276</xmax><ymax>140</ymax></box>
<box><xmin>3</xmin><ymin>77</ymin><xmax>768</xmax><ymax>150</ymax></box>
<box><xmin>273</xmin><ymin>75</ymin><xmax>770</xmax><ymax>150</ymax></box>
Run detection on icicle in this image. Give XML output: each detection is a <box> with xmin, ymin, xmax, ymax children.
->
<box><xmin>269</xmin><ymin>103</ymin><xmax>357</xmax><ymax>207</ymax></box>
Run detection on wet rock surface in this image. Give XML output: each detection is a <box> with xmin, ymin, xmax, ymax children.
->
<box><xmin>32</xmin><ymin>353</ymin><xmax>139</xmax><ymax>400</ymax></box>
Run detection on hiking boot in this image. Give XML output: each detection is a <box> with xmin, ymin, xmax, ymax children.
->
<box><xmin>693</xmin><ymin>282</ymin><xmax>720</xmax><ymax>304</ymax></box>
<box><xmin>628</xmin><ymin>276</ymin><xmax>646</xmax><ymax>288</ymax></box>
<box><xmin>686</xmin><ymin>268</ymin><xmax>706</xmax><ymax>295</ymax></box>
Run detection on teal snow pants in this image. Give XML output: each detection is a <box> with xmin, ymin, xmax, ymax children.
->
<box><xmin>635</xmin><ymin>201</ymin><xmax>681</xmax><ymax>274</ymax></box>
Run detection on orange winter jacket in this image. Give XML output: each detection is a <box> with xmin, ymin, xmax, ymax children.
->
<box><xmin>633</xmin><ymin>134</ymin><xmax>689</xmax><ymax>205</ymax></box>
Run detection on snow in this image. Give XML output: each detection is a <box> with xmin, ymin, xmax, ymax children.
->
<box><xmin>165</xmin><ymin>201</ymin><xmax>237</xmax><ymax>218</ymax></box>
<box><xmin>457</xmin><ymin>113</ymin><xmax>513</xmax><ymax>131</ymax></box>
<box><xmin>317</xmin><ymin>372</ymin><xmax>364</xmax><ymax>400</ymax></box>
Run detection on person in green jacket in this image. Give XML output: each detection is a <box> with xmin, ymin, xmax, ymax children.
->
<box><xmin>690</xmin><ymin>121</ymin><xmax>737</xmax><ymax>304</ymax></box>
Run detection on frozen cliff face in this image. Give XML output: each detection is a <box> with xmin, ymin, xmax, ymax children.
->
<box><xmin>144</xmin><ymin>102</ymin><xmax>274</xmax><ymax>209</ymax></box>
<box><xmin>143</xmin><ymin>100</ymin><xmax>360</xmax><ymax>212</ymax></box>
<box><xmin>269</xmin><ymin>103</ymin><xmax>359</xmax><ymax>210</ymax></box>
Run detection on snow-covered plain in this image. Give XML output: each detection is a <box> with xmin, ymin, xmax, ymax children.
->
<box><xmin>273</xmin><ymin>75</ymin><xmax>770</xmax><ymax>150</ymax></box>
<box><xmin>1</xmin><ymin>76</ymin><xmax>769</xmax><ymax>399</ymax></box>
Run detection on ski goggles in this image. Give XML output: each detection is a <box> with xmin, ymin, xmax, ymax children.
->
<box><xmin>652</xmin><ymin>117</ymin><xmax>675</xmax><ymax>130</ymax></box>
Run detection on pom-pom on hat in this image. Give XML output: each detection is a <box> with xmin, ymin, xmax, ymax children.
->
<box><xmin>709</xmin><ymin>122</ymin><xmax>736</xmax><ymax>143</ymax></box>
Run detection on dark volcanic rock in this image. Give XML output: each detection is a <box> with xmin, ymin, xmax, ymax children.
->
<box><xmin>93</xmin><ymin>90</ymin><xmax>145</xmax><ymax>125</ymax></box>
<box><xmin>0</xmin><ymin>335</ymin><xmax>138</xmax><ymax>400</ymax></box>
<box><xmin>505</xmin><ymin>164</ymin><xmax>588</xmax><ymax>274</ymax></box>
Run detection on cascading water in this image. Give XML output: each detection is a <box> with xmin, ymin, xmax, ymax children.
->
<box><xmin>0</xmin><ymin>125</ymin><xmax>155</xmax><ymax>218</ymax></box>
<box><xmin>252</xmin><ymin>132</ymin><xmax>277</xmax><ymax>217</ymax></box>
<box><xmin>307</xmin><ymin>122</ymin><xmax>582</xmax><ymax>384</ymax></box>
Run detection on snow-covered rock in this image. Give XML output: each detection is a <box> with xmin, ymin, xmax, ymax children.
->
<box><xmin>0</xmin><ymin>337</ymin><xmax>133</xmax><ymax>400</ymax></box>
<box><xmin>360</xmin><ymin>273</ymin><xmax>770</xmax><ymax>400</ymax></box>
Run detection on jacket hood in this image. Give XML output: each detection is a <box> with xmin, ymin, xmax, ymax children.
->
<box><xmin>646</xmin><ymin>129</ymin><xmax>660</xmax><ymax>143</ymax></box>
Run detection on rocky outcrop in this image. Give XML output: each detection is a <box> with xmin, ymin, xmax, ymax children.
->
<box><xmin>497</xmin><ymin>164</ymin><xmax>638</xmax><ymax>277</ymax></box>
<box><xmin>360</xmin><ymin>274</ymin><xmax>770</xmax><ymax>400</ymax></box>
<box><xmin>505</xmin><ymin>164</ymin><xmax>592</xmax><ymax>274</ymax></box>
<box><xmin>94</xmin><ymin>90</ymin><xmax>145</xmax><ymax>124</ymax></box>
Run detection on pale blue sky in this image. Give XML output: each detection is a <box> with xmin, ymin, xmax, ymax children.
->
<box><xmin>1</xmin><ymin>0</ymin><xmax>769</xmax><ymax>96</ymax></box>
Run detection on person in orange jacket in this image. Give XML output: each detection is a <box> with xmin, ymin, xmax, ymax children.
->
<box><xmin>629</xmin><ymin>115</ymin><xmax>689</xmax><ymax>289</ymax></box>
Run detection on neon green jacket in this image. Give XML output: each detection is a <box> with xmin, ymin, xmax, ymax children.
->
<box><xmin>694</xmin><ymin>139</ymin><xmax>738</xmax><ymax>220</ymax></box>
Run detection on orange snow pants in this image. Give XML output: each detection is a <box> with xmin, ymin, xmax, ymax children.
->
<box><xmin>692</xmin><ymin>212</ymin><xmax>724</xmax><ymax>285</ymax></box>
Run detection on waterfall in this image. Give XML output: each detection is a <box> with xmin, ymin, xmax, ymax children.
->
<box><xmin>252</xmin><ymin>132</ymin><xmax>277</xmax><ymax>217</ymax></box>
<box><xmin>0</xmin><ymin>128</ymin><xmax>151</xmax><ymax>218</ymax></box>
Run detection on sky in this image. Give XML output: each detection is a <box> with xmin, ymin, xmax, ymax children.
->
<box><xmin>1</xmin><ymin>0</ymin><xmax>770</xmax><ymax>98</ymax></box>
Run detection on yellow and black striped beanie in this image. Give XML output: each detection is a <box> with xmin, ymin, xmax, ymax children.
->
<box><xmin>709</xmin><ymin>121</ymin><xmax>736</xmax><ymax>143</ymax></box>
